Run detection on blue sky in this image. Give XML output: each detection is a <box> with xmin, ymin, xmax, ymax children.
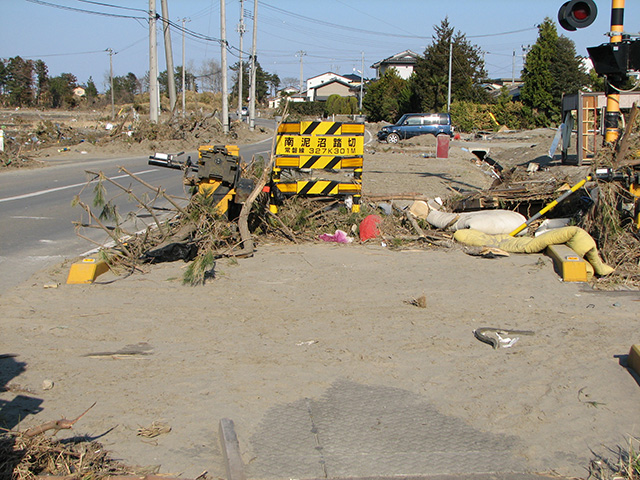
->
<box><xmin>2</xmin><ymin>0</ymin><xmax>636</xmax><ymax>92</ymax></box>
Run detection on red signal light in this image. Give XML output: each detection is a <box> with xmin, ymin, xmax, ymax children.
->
<box><xmin>558</xmin><ymin>0</ymin><xmax>597</xmax><ymax>31</ymax></box>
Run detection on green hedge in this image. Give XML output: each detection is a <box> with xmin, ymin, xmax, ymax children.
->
<box><xmin>449</xmin><ymin>100</ymin><xmax>538</xmax><ymax>132</ymax></box>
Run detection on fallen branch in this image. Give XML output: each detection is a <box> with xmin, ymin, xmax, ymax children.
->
<box><xmin>235</xmin><ymin>102</ymin><xmax>289</xmax><ymax>257</ymax></box>
<box><xmin>404</xmin><ymin>210</ymin><xmax>426</xmax><ymax>240</ymax></box>
<box><xmin>119</xmin><ymin>166</ymin><xmax>187</xmax><ymax>216</ymax></box>
<box><xmin>24</xmin><ymin>402</ymin><xmax>96</xmax><ymax>438</ymax></box>
<box><xmin>86</xmin><ymin>170</ymin><xmax>168</xmax><ymax>238</ymax></box>
<box><xmin>267</xmin><ymin>211</ymin><xmax>298</xmax><ymax>243</ymax></box>
<box><xmin>76</xmin><ymin>200</ymin><xmax>134</xmax><ymax>257</ymax></box>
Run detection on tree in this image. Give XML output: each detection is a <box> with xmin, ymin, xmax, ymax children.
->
<box><xmin>199</xmin><ymin>59</ymin><xmax>221</xmax><ymax>92</ymax></box>
<box><xmin>110</xmin><ymin>72</ymin><xmax>140</xmax><ymax>103</ymax></box>
<box><xmin>410</xmin><ymin>18</ymin><xmax>488</xmax><ymax>113</ymax></box>
<box><xmin>230</xmin><ymin>60</ymin><xmax>275</xmax><ymax>104</ymax></box>
<box><xmin>281</xmin><ymin>77</ymin><xmax>298</xmax><ymax>89</ymax></box>
<box><xmin>85</xmin><ymin>76</ymin><xmax>98</xmax><ymax>98</ymax></box>
<box><xmin>175</xmin><ymin>66</ymin><xmax>196</xmax><ymax>92</ymax></box>
<box><xmin>49</xmin><ymin>73</ymin><xmax>77</xmax><ymax>108</ymax></box>
<box><xmin>34</xmin><ymin>60</ymin><xmax>50</xmax><ymax>107</ymax></box>
<box><xmin>521</xmin><ymin>18</ymin><xmax>589</xmax><ymax>125</ymax></box>
<box><xmin>362</xmin><ymin>68</ymin><xmax>409</xmax><ymax>123</ymax></box>
<box><xmin>5</xmin><ymin>56</ymin><xmax>35</xmax><ymax>107</ymax></box>
<box><xmin>0</xmin><ymin>60</ymin><xmax>7</xmax><ymax>97</ymax></box>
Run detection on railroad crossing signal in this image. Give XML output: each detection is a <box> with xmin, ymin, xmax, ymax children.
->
<box><xmin>558</xmin><ymin>0</ymin><xmax>597</xmax><ymax>31</ymax></box>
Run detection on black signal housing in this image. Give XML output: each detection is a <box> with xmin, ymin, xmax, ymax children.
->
<box><xmin>558</xmin><ymin>0</ymin><xmax>598</xmax><ymax>31</ymax></box>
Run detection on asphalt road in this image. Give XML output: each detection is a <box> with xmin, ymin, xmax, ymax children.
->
<box><xmin>0</xmin><ymin>137</ymin><xmax>274</xmax><ymax>293</ymax></box>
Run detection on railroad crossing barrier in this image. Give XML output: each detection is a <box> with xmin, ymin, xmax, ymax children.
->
<box><xmin>270</xmin><ymin>121</ymin><xmax>365</xmax><ymax>213</ymax></box>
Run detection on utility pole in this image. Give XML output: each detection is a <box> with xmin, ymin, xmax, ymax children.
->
<box><xmin>297</xmin><ymin>50</ymin><xmax>306</xmax><ymax>93</ymax></box>
<box><xmin>149</xmin><ymin>0</ymin><xmax>159</xmax><ymax>123</ymax></box>
<box><xmin>237</xmin><ymin>0</ymin><xmax>245</xmax><ymax>118</ymax></box>
<box><xmin>107</xmin><ymin>48</ymin><xmax>115</xmax><ymax>120</ymax></box>
<box><xmin>447</xmin><ymin>36</ymin><xmax>453</xmax><ymax>113</ymax></box>
<box><xmin>161</xmin><ymin>0</ymin><xmax>176</xmax><ymax>113</ymax></box>
<box><xmin>359</xmin><ymin>51</ymin><xmax>364</xmax><ymax>112</ymax></box>
<box><xmin>220</xmin><ymin>0</ymin><xmax>229</xmax><ymax>134</ymax></box>
<box><xmin>181</xmin><ymin>17</ymin><xmax>189</xmax><ymax>118</ymax></box>
<box><xmin>249</xmin><ymin>0</ymin><xmax>257</xmax><ymax>130</ymax></box>
<box><xmin>512</xmin><ymin>50</ymin><xmax>516</xmax><ymax>85</ymax></box>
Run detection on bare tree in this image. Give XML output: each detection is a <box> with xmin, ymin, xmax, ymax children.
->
<box><xmin>199</xmin><ymin>58</ymin><xmax>222</xmax><ymax>93</ymax></box>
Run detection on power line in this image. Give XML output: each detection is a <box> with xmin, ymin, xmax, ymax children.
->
<box><xmin>25</xmin><ymin>0</ymin><xmax>145</xmax><ymax>19</ymax></box>
<box><xmin>74</xmin><ymin>0</ymin><xmax>147</xmax><ymax>14</ymax></box>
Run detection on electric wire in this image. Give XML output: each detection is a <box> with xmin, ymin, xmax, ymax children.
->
<box><xmin>25</xmin><ymin>0</ymin><xmax>145</xmax><ymax>19</ymax></box>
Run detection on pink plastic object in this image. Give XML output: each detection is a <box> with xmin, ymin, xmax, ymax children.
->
<box><xmin>319</xmin><ymin>230</ymin><xmax>352</xmax><ymax>244</ymax></box>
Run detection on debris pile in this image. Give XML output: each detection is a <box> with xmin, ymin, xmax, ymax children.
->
<box><xmin>0</xmin><ymin>433</ymin><xmax>135</xmax><ymax>480</ymax></box>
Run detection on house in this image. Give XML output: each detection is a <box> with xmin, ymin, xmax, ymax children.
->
<box><xmin>371</xmin><ymin>50</ymin><xmax>420</xmax><ymax>80</ymax></box>
<box><xmin>268</xmin><ymin>86</ymin><xmax>306</xmax><ymax>108</ymax></box>
<box><xmin>311</xmin><ymin>78</ymin><xmax>357</xmax><ymax>102</ymax></box>
<box><xmin>306</xmin><ymin>72</ymin><xmax>359</xmax><ymax>101</ymax></box>
<box><xmin>483</xmin><ymin>79</ymin><xmax>523</xmax><ymax>100</ymax></box>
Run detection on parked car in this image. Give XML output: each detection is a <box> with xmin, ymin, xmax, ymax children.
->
<box><xmin>377</xmin><ymin>113</ymin><xmax>453</xmax><ymax>143</ymax></box>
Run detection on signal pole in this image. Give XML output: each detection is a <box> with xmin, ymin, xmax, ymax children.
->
<box><xmin>149</xmin><ymin>0</ymin><xmax>159</xmax><ymax>123</ymax></box>
<box><xmin>604</xmin><ymin>0</ymin><xmax>625</xmax><ymax>144</ymax></box>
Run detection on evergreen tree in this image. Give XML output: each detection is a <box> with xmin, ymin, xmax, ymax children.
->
<box><xmin>362</xmin><ymin>68</ymin><xmax>408</xmax><ymax>123</ymax></box>
<box><xmin>410</xmin><ymin>18</ymin><xmax>488</xmax><ymax>113</ymax></box>
<box><xmin>521</xmin><ymin>18</ymin><xmax>589</xmax><ymax>125</ymax></box>
<box><xmin>230</xmin><ymin>60</ymin><xmax>274</xmax><ymax>104</ymax></box>
<box><xmin>85</xmin><ymin>76</ymin><xmax>99</xmax><ymax>98</ymax></box>
<box><xmin>34</xmin><ymin>60</ymin><xmax>49</xmax><ymax>107</ymax></box>
<box><xmin>6</xmin><ymin>56</ymin><xmax>35</xmax><ymax>107</ymax></box>
<box><xmin>49</xmin><ymin>73</ymin><xmax>77</xmax><ymax>108</ymax></box>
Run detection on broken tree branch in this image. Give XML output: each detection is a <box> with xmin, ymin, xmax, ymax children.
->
<box><xmin>76</xmin><ymin>200</ymin><xmax>133</xmax><ymax>257</ymax></box>
<box><xmin>615</xmin><ymin>102</ymin><xmax>638</xmax><ymax>168</ymax></box>
<box><xmin>24</xmin><ymin>402</ymin><xmax>96</xmax><ymax>437</ymax></box>
<box><xmin>235</xmin><ymin>102</ymin><xmax>289</xmax><ymax>257</ymax></box>
<box><xmin>119</xmin><ymin>166</ymin><xmax>187</xmax><ymax>216</ymax></box>
<box><xmin>86</xmin><ymin>170</ymin><xmax>168</xmax><ymax>238</ymax></box>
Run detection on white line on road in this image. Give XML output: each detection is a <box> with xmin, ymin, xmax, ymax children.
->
<box><xmin>0</xmin><ymin>169</ymin><xmax>158</xmax><ymax>203</ymax></box>
<box><xmin>11</xmin><ymin>216</ymin><xmax>55</xmax><ymax>220</ymax></box>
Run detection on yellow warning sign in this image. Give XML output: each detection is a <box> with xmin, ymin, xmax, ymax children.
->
<box><xmin>275</xmin><ymin>135</ymin><xmax>364</xmax><ymax>156</ymax></box>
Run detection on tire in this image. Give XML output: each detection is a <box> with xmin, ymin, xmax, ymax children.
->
<box><xmin>386</xmin><ymin>132</ymin><xmax>400</xmax><ymax>144</ymax></box>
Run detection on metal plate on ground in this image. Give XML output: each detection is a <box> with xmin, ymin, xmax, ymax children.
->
<box><xmin>247</xmin><ymin>379</ymin><xmax>523</xmax><ymax>479</ymax></box>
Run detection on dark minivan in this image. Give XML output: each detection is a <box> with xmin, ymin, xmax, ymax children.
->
<box><xmin>377</xmin><ymin>113</ymin><xmax>453</xmax><ymax>143</ymax></box>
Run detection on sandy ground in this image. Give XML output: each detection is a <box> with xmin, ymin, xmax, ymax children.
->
<box><xmin>1</xmin><ymin>125</ymin><xmax>639</xmax><ymax>479</ymax></box>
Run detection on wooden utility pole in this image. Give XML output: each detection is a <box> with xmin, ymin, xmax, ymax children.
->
<box><xmin>161</xmin><ymin>0</ymin><xmax>177</xmax><ymax>112</ymax></box>
<box><xmin>220</xmin><ymin>0</ymin><xmax>229</xmax><ymax>134</ymax></box>
<box><xmin>149</xmin><ymin>0</ymin><xmax>159</xmax><ymax>123</ymax></box>
<box><xmin>249</xmin><ymin>0</ymin><xmax>257</xmax><ymax>130</ymax></box>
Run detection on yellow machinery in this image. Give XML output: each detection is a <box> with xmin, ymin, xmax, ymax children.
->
<box><xmin>149</xmin><ymin>144</ymin><xmax>253</xmax><ymax>217</ymax></box>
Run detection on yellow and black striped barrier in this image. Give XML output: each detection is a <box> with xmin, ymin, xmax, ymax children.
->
<box><xmin>270</xmin><ymin>121</ymin><xmax>365</xmax><ymax>213</ymax></box>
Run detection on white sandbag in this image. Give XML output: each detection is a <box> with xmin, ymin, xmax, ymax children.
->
<box><xmin>454</xmin><ymin>210</ymin><xmax>526</xmax><ymax>235</ymax></box>
<box><xmin>410</xmin><ymin>200</ymin><xmax>526</xmax><ymax>235</ymax></box>
<box><xmin>425</xmin><ymin>208</ymin><xmax>526</xmax><ymax>235</ymax></box>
